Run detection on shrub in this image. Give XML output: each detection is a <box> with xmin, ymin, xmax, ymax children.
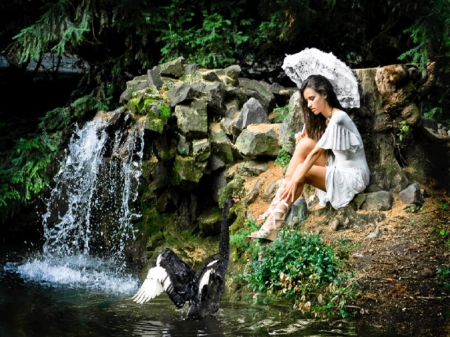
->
<box><xmin>240</xmin><ymin>229</ymin><xmax>358</xmax><ymax>318</ymax></box>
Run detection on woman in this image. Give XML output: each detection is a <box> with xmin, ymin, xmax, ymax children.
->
<box><xmin>249</xmin><ymin>74</ymin><xmax>370</xmax><ymax>240</ymax></box>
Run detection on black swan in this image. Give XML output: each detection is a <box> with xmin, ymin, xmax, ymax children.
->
<box><xmin>132</xmin><ymin>196</ymin><xmax>237</xmax><ymax>319</ymax></box>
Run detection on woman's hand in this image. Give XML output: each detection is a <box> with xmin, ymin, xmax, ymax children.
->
<box><xmin>295</xmin><ymin>125</ymin><xmax>307</xmax><ymax>145</ymax></box>
<box><xmin>279</xmin><ymin>179</ymin><xmax>300</xmax><ymax>203</ymax></box>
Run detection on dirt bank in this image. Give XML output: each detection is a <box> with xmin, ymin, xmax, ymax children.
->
<box><xmin>242</xmin><ymin>162</ymin><xmax>450</xmax><ymax>337</ymax></box>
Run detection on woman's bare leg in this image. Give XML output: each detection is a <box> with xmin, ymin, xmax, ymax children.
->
<box><xmin>250</xmin><ymin>138</ymin><xmax>327</xmax><ymax>239</ymax></box>
<box><xmin>285</xmin><ymin>137</ymin><xmax>326</xmax><ymax>181</ymax></box>
<box><xmin>258</xmin><ymin>137</ymin><xmax>326</xmax><ymax>221</ymax></box>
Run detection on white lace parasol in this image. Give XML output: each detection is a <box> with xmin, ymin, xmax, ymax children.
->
<box><xmin>282</xmin><ymin>48</ymin><xmax>360</xmax><ymax>109</ymax></box>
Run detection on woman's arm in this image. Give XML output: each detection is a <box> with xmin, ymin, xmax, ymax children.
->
<box><xmin>280</xmin><ymin>145</ymin><xmax>325</xmax><ymax>203</ymax></box>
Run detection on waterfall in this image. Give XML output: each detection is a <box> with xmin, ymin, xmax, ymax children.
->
<box><xmin>9</xmin><ymin>109</ymin><xmax>145</xmax><ymax>293</ymax></box>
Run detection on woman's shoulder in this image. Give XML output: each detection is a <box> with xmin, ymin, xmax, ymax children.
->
<box><xmin>332</xmin><ymin>109</ymin><xmax>353</xmax><ymax>125</ymax></box>
<box><xmin>333</xmin><ymin>109</ymin><xmax>348</xmax><ymax>119</ymax></box>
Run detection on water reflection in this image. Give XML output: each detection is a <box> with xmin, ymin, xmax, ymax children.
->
<box><xmin>0</xmin><ymin>264</ymin><xmax>345</xmax><ymax>337</ymax></box>
<box><xmin>0</xmin><ymin>246</ymin><xmax>402</xmax><ymax>337</ymax></box>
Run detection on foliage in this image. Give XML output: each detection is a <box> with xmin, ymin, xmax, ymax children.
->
<box><xmin>436</xmin><ymin>265</ymin><xmax>450</xmax><ymax>290</ymax></box>
<box><xmin>272</xmin><ymin>104</ymin><xmax>291</xmax><ymax>123</ymax></box>
<box><xmin>230</xmin><ymin>219</ymin><xmax>260</xmax><ymax>254</ymax></box>
<box><xmin>398</xmin><ymin>0</ymin><xmax>450</xmax><ymax>71</ymax></box>
<box><xmin>239</xmin><ymin>229</ymin><xmax>358</xmax><ymax>318</ymax></box>
<box><xmin>8</xmin><ymin>1</ymin><xmax>89</xmax><ymax>63</ymax></box>
<box><xmin>2</xmin><ymin>0</ymin><xmax>450</xmax><ymax>221</ymax></box>
<box><xmin>424</xmin><ymin>107</ymin><xmax>442</xmax><ymax>120</ymax></box>
<box><xmin>0</xmin><ymin>132</ymin><xmax>59</xmax><ymax>218</ymax></box>
<box><xmin>397</xmin><ymin>120</ymin><xmax>410</xmax><ymax>142</ymax></box>
<box><xmin>157</xmin><ymin>9</ymin><xmax>251</xmax><ymax>68</ymax></box>
<box><xmin>0</xmin><ymin>91</ymin><xmax>101</xmax><ymax>220</ymax></box>
<box><xmin>274</xmin><ymin>148</ymin><xmax>292</xmax><ymax>169</ymax></box>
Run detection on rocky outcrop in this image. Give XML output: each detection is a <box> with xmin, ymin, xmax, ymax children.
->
<box><xmin>112</xmin><ymin>57</ymin><xmax>449</xmax><ymax>250</ymax></box>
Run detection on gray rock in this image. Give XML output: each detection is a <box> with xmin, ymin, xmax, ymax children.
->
<box><xmin>366</xmin><ymin>226</ymin><xmax>381</xmax><ymax>239</ymax></box>
<box><xmin>147</xmin><ymin>66</ymin><xmax>163</xmax><ymax>89</ymax></box>
<box><xmin>192</xmin><ymin>82</ymin><xmax>226</xmax><ymax>114</ymax></box>
<box><xmin>207</xmin><ymin>155</ymin><xmax>226</xmax><ymax>172</ymax></box>
<box><xmin>166</xmin><ymin>82</ymin><xmax>194</xmax><ymax>107</ymax></box>
<box><xmin>329</xmin><ymin>218</ymin><xmax>341</xmax><ymax>231</ymax></box>
<box><xmin>202</xmin><ymin>71</ymin><xmax>220</xmax><ymax>82</ymax></box>
<box><xmin>160</xmin><ymin>56</ymin><xmax>186</xmax><ymax>78</ymax></box>
<box><xmin>399</xmin><ymin>183</ymin><xmax>424</xmax><ymax>206</ymax></box>
<box><xmin>177</xmin><ymin>134</ymin><xmax>190</xmax><ymax>155</ymax></box>
<box><xmin>174</xmin><ymin>100</ymin><xmax>208</xmax><ymax>139</ymax></box>
<box><xmin>232</xmin><ymin>98</ymin><xmax>269</xmax><ymax>137</ymax></box>
<box><xmin>240</xmin><ymin>160</ymin><xmax>269</xmax><ymax>176</ymax></box>
<box><xmin>279</xmin><ymin>91</ymin><xmax>304</xmax><ymax>154</ymax></box>
<box><xmin>285</xmin><ymin>198</ymin><xmax>308</xmax><ymax>226</ymax></box>
<box><xmin>209</xmin><ymin>122</ymin><xmax>236</xmax><ymax>164</ymax></box>
<box><xmin>235</xmin><ymin>124</ymin><xmax>280</xmax><ymax>158</ymax></box>
<box><xmin>184</xmin><ymin>64</ymin><xmax>200</xmax><ymax>76</ymax></box>
<box><xmin>192</xmin><ymin>138</ymin><xmax>211</xmax><ymax>162</ymax></box>
<box><xmin>360</xmin><ymin>191</ymin><xmax>393</xmax><ymax>211</ymax></box>
<box><xmin>239</xmin><ymin>77</ymin><xmax>276</xmax><ymax>111</ymax></box>
<box><xmin>119</xmin><ymin>75</ymin><xmax>150</xmax><ymax>103</ymax></box>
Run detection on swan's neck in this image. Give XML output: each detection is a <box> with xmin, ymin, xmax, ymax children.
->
<box><xmin>219</xmin><ymin>203</ymin><xmax>232</xmax><ymax>257</ymax></box>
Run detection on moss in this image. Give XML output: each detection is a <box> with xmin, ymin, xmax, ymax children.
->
<box><xmin>171</xmin><ymin>155</ymin><xmax>207</xmax><ymax>186</ymax></box>
<box><xmin>159</xmin><ymin>104</ymin><xmax>171</xmax><ymax>119</ymax></box>
<box><xmin>146</xmin><ymin>116</ymin><xmax>165</xmax><ymax>133</ymax></box>
<box><xmin>218</xmin><ymin>175</ymin><xmax>245</xmax><ymax>206</ymax></box>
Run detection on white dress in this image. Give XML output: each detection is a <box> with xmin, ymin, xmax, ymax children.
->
<box><xmin>315</xmin><ymin>110</ymin><xmax>370</xmax><ymax>209</ymax></box>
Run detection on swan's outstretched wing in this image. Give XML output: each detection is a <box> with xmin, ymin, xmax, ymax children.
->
<box><xmin>187</xmin><ymin>255</ymin><xmax>228</xmax><ymax>319</ymax></box>
<box><xmin>133</xmin><ymin>248</ymin><xmax>198</xmax><ymax>309</ymax></box>
<box><xmin>132</xmin><ymin>266</ymin><xmax>168</xmax><ymax>304</ymax></box>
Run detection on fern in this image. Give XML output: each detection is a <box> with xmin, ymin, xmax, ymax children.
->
<box><xmin>398</xmin><ymin>0</ymin><xmax>450</xmax><ymax>70</ymax></box>
<box><xmin>9</xmin><ymin>0</ymin><xmax>90</xmax><ymax>63</ymax></box>
<box><xmin>0</xmin><ymin>132</ymin><xmax>59</xmax><ymax>218</ymax></box>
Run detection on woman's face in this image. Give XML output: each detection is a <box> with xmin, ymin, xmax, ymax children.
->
<box><xmin>303</xmin><ymin>87</ymin><xmax>329</xmax><ymax>116</ymax></box>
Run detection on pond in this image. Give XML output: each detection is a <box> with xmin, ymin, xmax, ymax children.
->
<box><xmin>0</xmin><ymin>244</ymin><xmax>404</xmax><ymax>337</ymax></box>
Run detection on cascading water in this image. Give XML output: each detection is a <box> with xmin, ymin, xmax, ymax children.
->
<box><xmin>5</xmin><ymin>108</ymin><xmax>145</xmax><ymax>293</ymax></box>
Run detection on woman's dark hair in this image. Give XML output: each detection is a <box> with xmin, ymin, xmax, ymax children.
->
<box><xmin>299</xmin><ymin>74</ymin><xmax>345</xmax><ymax>141</ymax></box>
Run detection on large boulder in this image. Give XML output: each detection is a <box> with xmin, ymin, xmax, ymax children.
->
<box><xmin>174</xmin><ymin>100</ymin><xmax>208</xmax><ymax>139</ymax></box>
<box><xmin>235</xmin><ymin>124</ymin><xmax>280</xmax><ymax>158</ymax></box>
<box><xmin>231</xmin><ymin>97</ymin><xmax>269</xmax><ymax>138</ymax></box>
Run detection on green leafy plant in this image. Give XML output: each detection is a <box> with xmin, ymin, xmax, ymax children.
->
<box><xmin>424</xmin><ymin>107</ymin><xmax>442</xmax><ymax>120</ymax></box>
<box><xmin>272</xmin><ymin>104</ymin><xmax>291</xmax><ymax>123</ymax></box>
<box><xmin>274</xmin><ymin>148</ymin><xmax>292</xmax><ymax>169</ymax></box>
<box><xmin>230</xmin><ymin>219</ymin><xmax>259</xmax><ymax>254</ymax></box>
<box><xmin>437</xmin><ymin>266</ymin><xmax>450</xmax><ymax>290</ymax></box>
<box><xmin>241</xmin><ymin>229</ymin><xmax>358</xmax><ymax>318</ymax></box>
<box><xmin>397</xmin><ymin>120</ymin><xmax>410</xmax><ymax>142</ymax></box>
<box><xmin>157</xmin><ymin>8</ymin><xmax>250</xmax><ymax>68</ymax></box>
<box><xmin>0</xmin><ymin>132</ymin><xmax>59</xmax><ymax>218</ymax></box>
<box><xmin>398</xmin><ymin>0</ymin><xmax>450</xmax><ymax>71</ymax></box>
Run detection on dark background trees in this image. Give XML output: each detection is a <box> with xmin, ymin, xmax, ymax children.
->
<box><xmin>0</xmin><ymin>0</ymin><xmax>449</xmax><ymax>223</ymax></box>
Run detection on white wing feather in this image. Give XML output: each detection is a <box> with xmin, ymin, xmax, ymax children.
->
<box><xmin>132</xmin><ymin>266</ymin><xmax>168</xmax><ymax>304</ymax></box>
<box><xmin>198</xmin><ymin>260</ymin><xmax>218</xmax><ymax>293</ymax></box>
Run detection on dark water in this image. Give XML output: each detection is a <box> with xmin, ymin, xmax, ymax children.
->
<box><xmin>0</xmin><ymin>245</ymin><xmax>403</xmax><ymax>337</ymax></box>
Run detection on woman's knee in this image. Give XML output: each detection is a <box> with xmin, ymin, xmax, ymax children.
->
<box><xmin>294</xmin><ymin>137</ymin><xmax>317</xmax><ymax>159</ymax></box>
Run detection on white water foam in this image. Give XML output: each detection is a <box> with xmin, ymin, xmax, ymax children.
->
<box><xmin>9</xmin><ymin>110</ymin><xmax>146</xmax><ymax>292</ymax></box>
<box><xmin>5</xmin><ymin>254</ymin><xmax>138</xmax><ymax>294</ymax></box>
